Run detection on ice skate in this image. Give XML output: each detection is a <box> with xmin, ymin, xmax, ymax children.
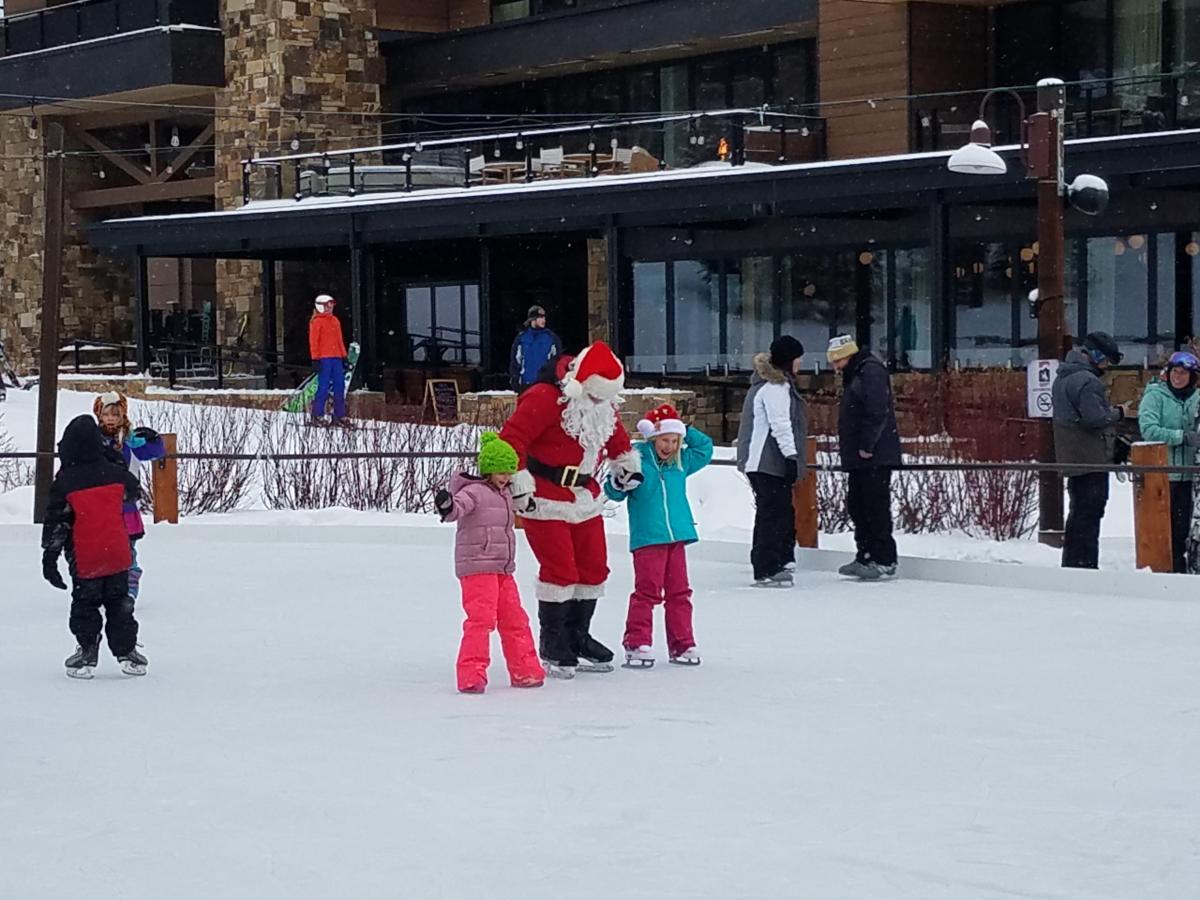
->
<box><xmin>669</xmin><ymin>647</ymin><xmax>701</xmax><ymax>666</ymax></box>
<box><xmin>753</xmin><ymin>570</ymin><xmax>793</xmax><ymax>588</ymax></box>
<box><xmin>64</xmin><ymin>642</ymin><xmax>99</xmax><ymax>680</ymax></box>
<box><xmin>865</xmin><ymin>562</ymin><xmax>897</xmax><ymax>580</ymax></box>
<box><xmin>838</xmin><ymin>559</ymin><xmax>871</xmax><ymax>577</ymax></box>
<box><xmin>117</xmin><ymin>647</ymin><xmax>148</xmax><ymax>676</ymax></box>
<box><xmin>541</xmin><ymin>659</ymin><xmax>577</xmax><ymax>680</ymax></box>
<box><xmin>622</xmin><ymin>646</ymin><xmax>655</xmax><ymax>669</ymax></box>
<box><xmin>575</xmin><ymin>635</ymin><xmax>615</xmax><ymax>673</ymax></box>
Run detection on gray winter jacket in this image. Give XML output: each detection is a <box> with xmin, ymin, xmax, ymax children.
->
<box><xmin>1052</xmin><ymin>348</ymin><xmax>1122</xmax><ymax>473</ymax></box>
<box><xmin>736</xmin><ymin>353</ymin><xmax>808</xmax><ymax>480</ymax></box>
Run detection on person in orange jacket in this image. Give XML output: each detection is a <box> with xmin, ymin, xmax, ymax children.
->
<box><xmin>309</xmin><ymin>293</ymin><xmax>349</xmax><ymax>426</ymax></box>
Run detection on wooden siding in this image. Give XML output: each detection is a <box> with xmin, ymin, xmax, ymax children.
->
<box><xmin>448</xmin><ymin>0</ymin><xmax>490</xmax><ymax>29</ymax></box>
<box><xmin>377</xmin><ymin>0</ymin><xmax>449</xmax><ymax>32</ymax></box>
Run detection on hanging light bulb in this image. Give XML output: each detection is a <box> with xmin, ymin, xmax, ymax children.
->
<box><xmin>170</xmin><ymin>126</ymin><xmax>181</xmax><ymax>148</ymax></box>
<box><xmin>290</xmin><ymin>137</ymin><xmax>300</xmax><ymax>151</ymax></box>
<box><xmin>493</xmin><ymin>140</ymin><xmax>502</xmax><ymax>158</ymax></box>
<box><xmin>515</xmin><ymin>133</ymin><xmax>524</xmax><ymax>151</ymax></box>
<box><xmin>414</xmin><ymin>141</ymin><xmax>423</xmax><ymax>152</ymax></box>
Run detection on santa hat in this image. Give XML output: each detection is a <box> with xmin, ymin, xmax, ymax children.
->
<box><xmin>637</xmin><ymin>403</ymin><xmax>686</xmax><ymax>440</ymax></box>
<box><xmin>562</xmin><ymin>341</ymin><xmax>625</xmax><ymax>401</ymax></box>
<box><xmin>314</xmin><ymin>294</ymin><xmax>335</xmax><ymax>309</ymax></box>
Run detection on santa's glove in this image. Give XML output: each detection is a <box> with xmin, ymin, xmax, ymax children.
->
<box><xmin>132</xmin><ymin>426</ymin><xmax>160</xmax><ymax>444</ymax></box>
<box><xmin>510</xmin><ymin>469</ymin><xmax>536</xmax><ymax>508</ymax></box>
<box><xmin>433</xmin><ymin>489</ymin><xmax>454</xmax><ymax>520</ymax></box>
<box><xmin>42</xmin><ymin>552</ymin><xmax>67</xmax><ymax>591</ymax></box>
<box><xmin>610</xmin><ymin>469</ymin><xmax>644</xmax><ymax>493</ymax></box>
<box><xmin>512</xmin><ymin>490</ymin><xmax>536</xmax><ymax>515</ymax></box>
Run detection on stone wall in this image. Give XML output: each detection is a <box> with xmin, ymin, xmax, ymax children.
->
<box><xmin>214</xmin><ymin>0</ymin><xmax>384</xmax><ymax>350</ymax></box>
<box><xmin>0</xmin><ymin>120</ymin><xmax>134</xmax><ymax>373</ymax></box>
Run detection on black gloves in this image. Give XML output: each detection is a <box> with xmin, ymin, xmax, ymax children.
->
<box><xmin>1184</xmin><ymin>432</ymin><xmax>1200</xmax><ymax>449</ymax></box>
<box><xmin>784</xmin><ymin>456</ymin><xmax>800</xmax><ymax>485</ymax></box>
<box><xmin>132</xmin><ymin>426</ymin><xmax>160</xmax><ymax>443</ymax></box>
<box><xmin>434</xmin><ymin>489</ymin><xmax>453</xmax><ymax>519</ymax></box>
<box><xmin>42</xmin><ymin>552</ymin><xmax>66</xmax><ymax>591</ymax></box>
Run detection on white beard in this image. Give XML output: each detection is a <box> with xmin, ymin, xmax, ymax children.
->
<box><xmin>560</xmin><ymin>394</ymin><xmax>618</xmax><ymax>474</ymax></box>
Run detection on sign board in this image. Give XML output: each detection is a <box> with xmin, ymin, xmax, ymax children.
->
<box><xmin>424</xmin><ymin>379</ymin><xmax>460</xmax><ymax>424</ymax></box>
<box><xmin>1027</xmin><ymin>358</ymin><xmax>1059</xmax><ymax>418</ymax></box>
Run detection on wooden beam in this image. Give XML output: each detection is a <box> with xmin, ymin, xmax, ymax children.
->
<box><xmin>156</xmin><ymin>123</ymin><xmax>215</xmax><ymax>184</ymax></box>
<box><xmin>68</xmin><ymin>127</ymin><xmax>152</xmax><ymax>185</ymax></box>
<box><xmin>71</xmin><ymin>177</ymin><xmax>215</xmax><ymax>210</ymax></box>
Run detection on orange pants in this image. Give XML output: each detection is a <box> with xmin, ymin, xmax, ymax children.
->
<box><xmin>457</xmin><ymin>574</ymin><xmax>544</xmax><ymax>691</ymax></box>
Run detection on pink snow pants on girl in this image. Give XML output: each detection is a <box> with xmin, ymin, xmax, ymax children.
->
<box><xmin>623</xmin><ymin>542</ymin><xmax>695</xmax><ymax>657</ymax></box>
<box><xmin>457</xmin><ymin>574</ymin><xmax>544</xmax><ymax>691</ymax></box>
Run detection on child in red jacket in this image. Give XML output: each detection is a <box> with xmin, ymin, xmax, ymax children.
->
<box><xmin>310</xmin><ymin>293</ymin><xmax>349</xmax><ymax>427</ymax></box>
<box><xmin>42</xmin><ymin>416</ymin><xmax>146</xmax><ymax>679</ymax></box>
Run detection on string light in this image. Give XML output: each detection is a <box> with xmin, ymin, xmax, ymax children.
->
<box><xmin>170</xmin><ymin>126</ymin><xmax>181</xmax><ymax>148</ymax></box>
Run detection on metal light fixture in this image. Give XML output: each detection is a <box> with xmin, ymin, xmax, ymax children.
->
<box><xmin>946</xmin><ymin>120</ymin><xmax>1007</xmax><ymax>176</ymax></box>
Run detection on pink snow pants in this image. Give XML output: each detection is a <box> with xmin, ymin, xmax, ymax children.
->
<box><xmin>623</xmin><ymin>542</ymin><xmax>695</xmax><ymax>657</ymax></box>
<box><xmin>457</xmin><ymin>574</ymin><xmax>544</xmax><ymax>691</ymax></box>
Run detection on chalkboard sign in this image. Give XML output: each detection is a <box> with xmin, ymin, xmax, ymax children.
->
<box><xmin>424</xmin><ymin>379</ymin><xmax>460</xmax><ymax>424</ymax></box>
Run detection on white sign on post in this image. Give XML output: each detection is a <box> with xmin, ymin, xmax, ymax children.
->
<box><xmin>1027</xmin><ymin>358</ymin><xmax>1059</xmax><ymax>418</ymax></box>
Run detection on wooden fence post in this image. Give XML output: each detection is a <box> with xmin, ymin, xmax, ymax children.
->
<box><xmin>152</xmin><ymin>433</ymin><xmax>179</xmax><ymax>525</ymax></box>
<box><xmin>794</xmin><ymin>435</ymin><xmax>819</xmax><ymax>549</ymax></box>
<box><xmin>1131</xmin><ymin>441</ymin><xmax>1171</xmax><ymax>573</ymax></box>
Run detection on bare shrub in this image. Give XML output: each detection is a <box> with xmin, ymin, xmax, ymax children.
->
<box><xmin>892</xmin><ymin>468</ymin><xmax>960</xmax><ymax>534</ymax></box>
<box><xmin>0</xmin><ymin>411</ymin><xmax>33</xmax><ymax>494</ymax></box>
<box><xmin>958</xmin><ymin>468</ymin><xmax>1038</xmax><ymax>540</ymax></box>
<box><xmin>816</xmin><ymin>470</ymin><xmax>850</xmax><ymax>533</ymax></box>
<box><xmin>133</xmin><ymin>403</ymin><xmax>260</xmax><ymax>515</ymax></box>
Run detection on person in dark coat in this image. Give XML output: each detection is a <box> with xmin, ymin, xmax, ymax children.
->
<box><xmin>735</xmin><ymin>335</ymin><xmax>808</xmax><ymax>587</ymax></box>
<box><xmin>828</xmin><ymin>335</ymin><xmax>901</xmax><ymax>580</ymax></box>
<box><xmin>1052</xmin><ymin>331</ymin><xmax>1132</xmax><ymax>569</ymax></box>
<box><xmin>509</xmin><ymin>306</ymin><xmax>563</xmax><ymax>392</ymax></box>
<box><xmin>42</xmin><ymin>415</ymin><xmax>147</xmax><ymax>678</ymax></box>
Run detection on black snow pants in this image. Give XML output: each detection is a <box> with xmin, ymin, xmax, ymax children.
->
<box><xmin>847</xmin><ymin>467</ymin><xmax>898</xmax><ymax>567</ymax></box>
<box><xmin>748</xmin><ymin>472</ymin><xmax>796</xmax><ymax>580</ymax></box>
<box><xmin>69</xmin><ymin>572</ymin><xmax>138</xmax><ymax>656</ymax></box>
<box><xmin>1062</xmin><ymin>473</ymin><xmax>1109</xmax><ymax>569</ymax></box>
<box><xmin>1170</xmin><ymin>480</ymin><xmax>1194</xmax><ymax>574</ymax></box>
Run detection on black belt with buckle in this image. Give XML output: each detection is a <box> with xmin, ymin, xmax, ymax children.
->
<box><xmin>527</xmin><ymin>456</ymin><xmax>595</xmax><ymax>489</ymax></box>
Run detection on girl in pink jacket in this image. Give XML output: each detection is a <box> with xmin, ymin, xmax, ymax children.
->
<box><xmin>434</xmin><ymin>433</ymin><xmax>545</xmax><ymax>693</ymax></box>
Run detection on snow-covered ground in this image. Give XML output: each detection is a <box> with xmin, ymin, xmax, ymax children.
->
<box><xmin>2</xmin><ymin>523</ymin><xmax>1198</xmax><ymax>899</ymax></box>
<box><xmin>0</xmin><ymin>387</ymin><xmax>1143</xmax><ymax>569</ymax></box>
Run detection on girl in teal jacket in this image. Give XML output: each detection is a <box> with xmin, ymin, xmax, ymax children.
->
<box><xmin>1138</xmin><ymin>350</ymin><xmax>1200</xmax><ymax>572</ymax></box>
<box><xmin>605</xmin><ymin>404</ymin><xmax>713</xmax><ymax>668</ymax></box>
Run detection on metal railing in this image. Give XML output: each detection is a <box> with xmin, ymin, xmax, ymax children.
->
<box><xmin>913</xmin><ymin>71</ymin><xmax>1200</xmax><ymax>152</ymax></box>
<box><xmin>0</xmin><ymin>0</ymin><xmax>218</xmax><ymax>58</ymax></box>
<box><xmin>241</xmin><ymin>108</ymin><xmax>827</xmax><ymax>204</ymax></box>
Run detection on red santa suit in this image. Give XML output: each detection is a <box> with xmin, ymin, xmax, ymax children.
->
<box><xmin>499</xmin><ymin>341</ymin><xmax>641</xmax><ymax>675</ymax></box>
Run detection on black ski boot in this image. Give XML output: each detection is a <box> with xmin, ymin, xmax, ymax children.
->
<box><xmin>568</xmin><ymin>599</ymin><xmax>614</xmax><ymax>673</ymax></box>
<box><xmin>65</xmin><ymin>640</ymin><xmax>99</xmax><ymax>680</ymax></box>
<box><xmin>537</xmin><ymin>601</ymin><xmax>577</xmax><ymax>679</ymax></box>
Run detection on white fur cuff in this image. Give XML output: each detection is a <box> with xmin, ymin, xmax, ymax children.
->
<box><xmin>511</xmin><ymin>469</ymin><xmax>535</xmax><ymax>497</ymax></box>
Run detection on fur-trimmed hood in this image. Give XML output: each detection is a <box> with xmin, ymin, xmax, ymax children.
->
<box><xmin>751</xmin><ymin>352</ymin><xmax>788</xmax><ymax>385</ymax></box>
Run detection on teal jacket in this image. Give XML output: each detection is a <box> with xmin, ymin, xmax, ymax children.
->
<box><xmin>604</xmin><ymin>426</ymin><xmax>714</xmax><ymax>551</ymax></box>
<box><xmin>1138</xmin><ymin>377</ymin><xmax>1200</xmax><ymax>481</ymax></box>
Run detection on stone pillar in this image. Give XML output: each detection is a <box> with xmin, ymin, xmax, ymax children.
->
<box><xmin>586</xmin><ymin>237</ymin><xmax>610</xmax><ymax>345</ymax></box>
<box><xmin>214</xmin><ymin>0</ymin><xmax>384</xmax><ymax>351</ymax></box>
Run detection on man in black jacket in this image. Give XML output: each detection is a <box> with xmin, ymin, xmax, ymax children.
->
<box><xmin>42</xmin><ymin>415</ymin><xmax>147</xmax><ymax>678</ymax></box>
<box><xmin>828</xmin><ymin>335</ymin><xmax>902</xmax><ymax>580</ymax></box>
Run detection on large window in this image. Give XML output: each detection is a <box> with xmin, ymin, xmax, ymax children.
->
<box><xmin>1085</xmin><ymin>233</ymin><xmax>1176</xmax><ymax>364</ymax></box>
<box><xmin>404</xmin><ymin>283</ymin><xmax>481</xmax><ymax>364</ymax></box>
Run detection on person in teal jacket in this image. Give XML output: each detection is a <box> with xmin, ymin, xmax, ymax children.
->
<box><xmin>1138</xmin><ymin>350</ymin><xmax>1200</xmax><ymax>572</ymax></box>
<box><xmin>605</xmin><ymin>404</ymin><xmax>713</xmax><ymax>668</ymax></box>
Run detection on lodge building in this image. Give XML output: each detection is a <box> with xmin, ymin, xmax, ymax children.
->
<box><xmin>2</xmin><ymin>0</ymin><xmax>1200</xmax><ymax>404</ymax></box>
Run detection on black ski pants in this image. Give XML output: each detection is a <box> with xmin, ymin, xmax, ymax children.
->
<box><xmin>847</xmin><ymin>467</ymin><xmax>898</xmax><ymax>567</ymax></box>
<box><xmin>1170</xmin><ymin>480</ymin><xmax>1194</xmax><ymax>574</ymax></box>
<box><xmin>1063</xmin><ymin>473</ymin><xmax>1109</xmax><ymax>569</ymax></box>
<box><xmin>69</xmin><ymin>572</ymin><xmax>138</xmax><ymax>656</ymax></box>
<box><xmin>748</xmin><ymin>472</ymin><xmax>796</xmax><ymax>580</ymax></box>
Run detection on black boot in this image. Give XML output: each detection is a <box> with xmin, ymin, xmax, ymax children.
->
<box><xmin>537</xmin><ymin>602</ymin><xmax>577</xmax><ymax>677</ymax></box>
<box><xmin>569</xmin><ymin>599</ymin><xmax>614</xmax><ymax>671</ymax></box>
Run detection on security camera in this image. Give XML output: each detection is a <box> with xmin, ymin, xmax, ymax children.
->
<box><xmin>1068</xmin><ymin>174</ymin><xmax>1109</xmax><ymax>216</ymax></box>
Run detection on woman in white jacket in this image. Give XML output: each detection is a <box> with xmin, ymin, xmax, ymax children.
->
<box><xmin>736</xmin><ymin>336</ymin><xmax>808</xmax><ymax>586</ymax></box>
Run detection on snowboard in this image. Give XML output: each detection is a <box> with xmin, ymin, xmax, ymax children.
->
<box><xmin>282</xmin><ymin>342</ymin><xmax>360</xmax><ymax>415</ymax></box>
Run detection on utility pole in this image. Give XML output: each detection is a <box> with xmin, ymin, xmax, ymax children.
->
<box><xmin>1031</xmin><ymin>78</ymin><xmax>1067</xmax><ymax>546</ymax></box>
<box><xmin>33</xmin><ymin>121</ymin><xmax>66</xmax><ymax>524</ymax></box>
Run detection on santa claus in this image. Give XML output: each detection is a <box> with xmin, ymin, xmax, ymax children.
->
<box><xmin>499</xmin><ymin>341</ymin><xmax>643</xmax><ymax>678</ymax></box>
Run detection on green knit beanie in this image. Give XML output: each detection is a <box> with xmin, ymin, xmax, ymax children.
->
<box><xmin>478</xmin><ymin>431</ymin><xmax>519</xmax><ymax>476</ymax></box>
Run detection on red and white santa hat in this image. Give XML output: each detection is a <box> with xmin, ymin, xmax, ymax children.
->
<box><xmin>637</xmin><ymin>403</ymin><xmax>686</xmax><ymax>440</ymax></box>
<box><xmin>562</xmin><ymin>340</ymin><xmax>625</xmax><ymax>401</ymax></box>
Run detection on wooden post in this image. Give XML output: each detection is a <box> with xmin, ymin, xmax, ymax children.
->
<box><xmin>794</xmin><ymin>435</ymin><xmax>819</xmax><ymax>549</ymax></box>
<box><xmin>152</xmin><ymin>433</ymin><xmax>179</xmax><ymax>525</ymax></box>
<box><xmin>33</xmin><ymin>122</ymin><xmax>66</xmax><ymax>524</ymax></box>
<box><xmin>1131</xmin><ymin>441</ymin><xmax>1171</xmax><ymax>573</ymax></box>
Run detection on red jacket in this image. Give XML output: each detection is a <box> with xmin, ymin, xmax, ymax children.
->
<box><xmin>499</xmin><ymin>383</ymin><xmax>633</xmax><ymax>506</ymax></box>
<box><xmin>309</xmin><ymin>312</ymin><xmax>347</xmax><ymax>360</ymax></box>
